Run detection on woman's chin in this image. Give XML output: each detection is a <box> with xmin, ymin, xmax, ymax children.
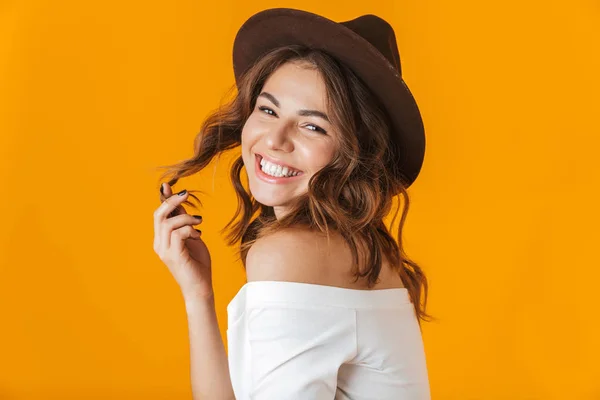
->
<box><xmin>251</xmin><ymin>192</ymin><xmax>288</xmax><ymax>207</ymax></box>
<box><xmin>248</xmin><ymin>176</ymin><xmax>308</xmax><ymax>208</ymax></box>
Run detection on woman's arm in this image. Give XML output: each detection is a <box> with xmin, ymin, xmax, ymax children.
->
<box><xmin>153</xmin><ymin>184</ymin><xmax>231</xmax><ymax>398</ymax></box>
<box><xmin>184</xmin><ymin>291</ymin><xmax>235</xmax><ymax>400</ymax></box>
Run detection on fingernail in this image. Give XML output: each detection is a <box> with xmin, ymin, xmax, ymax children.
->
<box><xmin>195</xmin><ymin>229</ymin><xmax>201</xmax><ymax>234</ymax></box>
<box><xmin>193</xmin><ymin>215</ymin><xmax>202</xmax><ymax>220</ymax></box>
<box><xmin>160</xmin><ymin>184</ymin><xmax>164</xmax><ymax>195</ymax></box>
<box><xmin>177</xmin><ymin>189</ymin><xmax>187</xmax><ymax>196</ymax></box>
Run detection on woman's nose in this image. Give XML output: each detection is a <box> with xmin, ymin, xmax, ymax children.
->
<box><xmin>265</xmin><ymin>123</ymin><xmax>294</xmax><ymax>152</ymax></box>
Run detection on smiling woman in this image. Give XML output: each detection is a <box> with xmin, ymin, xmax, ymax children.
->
<box><xmin>154</xmin><ymin>7</ymin><xmax>432</xmax><ymax>400</ymax></box>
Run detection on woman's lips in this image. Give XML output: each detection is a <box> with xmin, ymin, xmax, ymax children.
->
<box><xmin>256</xmin><ymin>153</ymin><xmax>303</xmax><ymax>173</ymax></box>
<box><xmin>255</xmin><ymin>154</ymin><xmax>304</xmax><ymax>184</ymax></box>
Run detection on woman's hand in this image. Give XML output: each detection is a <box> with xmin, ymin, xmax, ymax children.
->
<box><xmin>153</xmin><ymin>183</ymin><xmax>213</xmax><ymax>299</ymax></box>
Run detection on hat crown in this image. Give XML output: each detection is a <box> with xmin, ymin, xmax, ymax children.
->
<box><xmin>340</xmin><ymin>14</ymin><xmax>402</xmax><ymax>77</ymax></box>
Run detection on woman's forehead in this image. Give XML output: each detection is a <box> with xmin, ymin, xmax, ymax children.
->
<box><xmin>261</xmin><ymin>62</ymin><xmax>328</xmax><ymax>108</ymax></box>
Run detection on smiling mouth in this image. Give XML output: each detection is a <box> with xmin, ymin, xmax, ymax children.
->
<box><xmin>256</xmin><ymin>154</ymin><xmax>304</xmax><ymax>178</ymax></box>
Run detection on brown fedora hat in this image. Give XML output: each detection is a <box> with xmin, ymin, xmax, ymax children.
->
<box><xmin>232</xmin><ymin>8</ymin><xmax>425</xmax><ymax>190</ymax></box>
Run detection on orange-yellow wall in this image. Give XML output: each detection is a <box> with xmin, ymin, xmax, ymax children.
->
<box><xmin>1</xmin><ymin>1</ymin><xmax>599</xmax><ymax>399</ymax></box>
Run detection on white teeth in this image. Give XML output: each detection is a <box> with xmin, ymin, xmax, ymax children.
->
<box><xmin>259</xmin><ymin>157</ymin><xmax>300</xmax><ymax>178</ymax></box>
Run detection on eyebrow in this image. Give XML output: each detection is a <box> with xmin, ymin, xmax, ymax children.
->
<box><xmin>258</xmin><ymin>92</ymin><xmax>330</xmax><ymax>123</ymax></box>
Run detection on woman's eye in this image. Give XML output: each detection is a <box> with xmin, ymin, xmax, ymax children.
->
<box><xmin>258</xmin><ymin>105</ymin><xmax>276</xmax><ymax>116</ymax></box>
<box><xmin>258</xmin><ymin>105</ymin><xmax>327</xmax><ymax>134</ymax></box>
<box><xmin>305</xmin><ymin>124</ymin><xmax>327</xmax><ymax>134</ymax></box>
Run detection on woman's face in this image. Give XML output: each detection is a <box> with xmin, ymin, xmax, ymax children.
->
<box><xmin>241</xmin><ymin>61</ymin><xmax>338</xmax><ymax>219</ymax></box>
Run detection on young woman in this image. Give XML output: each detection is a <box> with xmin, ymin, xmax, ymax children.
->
<box><xmin>153</xmin><ymin>8</ymin><xmax>434</xmax><ymax>400</ymax></box>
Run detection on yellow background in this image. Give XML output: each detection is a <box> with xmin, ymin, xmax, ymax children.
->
<box><xmin>1</xmin><ymin>0</ymin><xmax>599</xmax><ymax>398</ymax></box>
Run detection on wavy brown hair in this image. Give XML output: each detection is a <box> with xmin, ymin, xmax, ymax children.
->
<box><xmin>157</xmin><ymin>44</ymin><xmax>435</xmax><ymax>327</ymax></box>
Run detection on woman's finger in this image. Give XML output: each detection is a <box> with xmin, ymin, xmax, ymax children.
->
<box><xmin>170</xmin><ymin>224</ymin><xmax>201</xmax><ymax>256</ymax></box>
<box><xmin>156</xmin><ymin>188</ymin><xmax>188</xmax><ymax>219</ymax></box>
<box><xmin>162</xmin><ymin>182</ymin><xmax>171</xmax><ymax>197</ymax></box>
<box><xmin>166</xmin><ymin>213</ymin><xmax>203</xmax><ymax>229</ymax></box>
<box><xmin>161</xmin><ymin>183</ymin><xmax>187</xmax><ymax>218</ymax></box>
<box><xmin>154</xmin><ymin>189</ymin><xmax>189</xmax><ymax>248</ymax></box>
<box><xmin>156</xmin><ymin>212</ymin><xmax>201</xmax><ymax>256</ymax></box>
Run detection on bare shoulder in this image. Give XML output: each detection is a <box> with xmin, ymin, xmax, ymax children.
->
<box><xmin>245</xmin><ymin>226</ymin><xmax>405</xmax><ymax>289</ymax></box>
<box><xmin>245</xmin><ymin>226</ymin><xmax>352</xmax><ymax>285</ymax></box>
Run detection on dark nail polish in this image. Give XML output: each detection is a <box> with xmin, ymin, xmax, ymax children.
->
<box><xmin>195</xmin><ymin>229</ymin><xmax>201</xmax><ymax>234</ymax></box>
<box><xmin>193</xmin><ymin>215</ymin><xmax>202</xmax><ymax>220</ymax></box>
<box><xmin>160</xmin><ymin>184</ymin><xmax>164</xmax><ymax>195</ymax></box>
<box><xmin>177</xmin><ymin>189</ymin><xmax>187</xmax><ymax>196</ymax></box>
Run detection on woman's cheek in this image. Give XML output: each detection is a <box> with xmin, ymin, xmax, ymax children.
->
<box><xmin>244</xmin><ymin>117</ymin><xmax>262</xmax><ymax>138</ymax></box>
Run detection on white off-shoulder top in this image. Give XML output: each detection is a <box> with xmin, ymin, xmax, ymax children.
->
<box><xmin>226</xmin><ymin>281</ymin><xmax>431</xmax><ymax>399</ymax></box>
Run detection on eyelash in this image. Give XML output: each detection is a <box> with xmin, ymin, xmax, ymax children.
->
<box><xmin>257</xmin><ymin>105</ymin><xmax>327</xmax><ymax>134</ymax></box>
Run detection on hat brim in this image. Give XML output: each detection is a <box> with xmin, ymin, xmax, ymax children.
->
<box><xmin>232</xmin><ymin>8</ymin><xmax>425</xmax><ymax>189</ymax></box>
